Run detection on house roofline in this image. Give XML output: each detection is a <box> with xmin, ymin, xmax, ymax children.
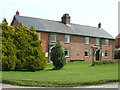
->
<box><xmin>36</xmin><ymin>30</ymin><xmax>115</xmax><ymax>40</ymax></box>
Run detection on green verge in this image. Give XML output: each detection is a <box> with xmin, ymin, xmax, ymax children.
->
<box><xmin>2</xmin><ymin>61</ymin><xmax>119</xmax><ymax>87</ymax></box>
<box><xmin>2</xmin><ymin>79</ymin><xmax>119</xmax><ymax>87</ymax></box>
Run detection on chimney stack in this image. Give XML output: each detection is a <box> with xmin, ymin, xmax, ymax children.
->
<box><xmin>16</xmin><ymin>11</ymin><xmax>20</xmax><ymax>16</ymax></box>
<box><xmin>98</xmin><ymin>22</ymin><xmax>101</xmax><ymax>28</ymax></box>
<box><xmin>61</xmin><ymin>13</ymin><xmax>70</xmax><ymax>24</ymax></box>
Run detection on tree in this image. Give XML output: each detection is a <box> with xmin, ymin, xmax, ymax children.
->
<box><xmin>2</xmin><ymin>18</ymin><xmax>17</xmax><ymax>71</ymax></box>
<box><xmin>14</xmin><ymin>23</ymin><xmax>47</xmax><ymax>71</ymax></box>
<box><xmin>1</xmin><ymin>20</ymin><xmax>47</xmax><ymax>71</ymax></box>
<box><xmin>51</xmin><ymin>41</ymin><xmax>66</xmax><ymax>70</ymax></box>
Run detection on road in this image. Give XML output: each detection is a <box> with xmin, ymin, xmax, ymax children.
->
<box><xmin>0</xmin><ymin>82</ymin><xmax>119</xmax><ymax>89</ymax></box>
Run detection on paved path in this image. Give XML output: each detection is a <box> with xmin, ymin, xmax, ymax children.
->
<box><xmin>75</xmin><ymin>83</ymin><xmax>119</xmax><ymax>88</ymax></box>
<box><xmin>0</xmin><ymin>83</ymin><xmax>119</xmax><ymax>88</ymax></box>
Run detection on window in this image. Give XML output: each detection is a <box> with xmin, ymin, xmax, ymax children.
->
<box><xmin>105</xmin><ymin>50</ymin><xmax>109</xmax><ymax>58</ymax></box>
<box><xmin>95</xmin><ymin>38</ymin><xmax>100</xmax><ymax>45</ymax></box>
<box><xmin>105</xmin><ymin>39</ymin><xmax>109</xmax><ymax>46</ymax></box>
<box><xmin>64</xmin><ymin>49</ymin><xmax>70</xmax><ymax>57</ymax></box>
<box><xmin>38</xmin><ymin>32</ymin><xmax>41</xmax><ymax>40</ymax></box>
<box><xmin>65</xmin><ymin>35</ymin><xmax>70</xmax><ymax>43</ymax></box>
<box><xmin>84</xmin><ymin>50</ymin><xmax>89</xmax><ymax>57</ymax></box>
<box><xmin>85</xmin><ymin>37</ymin><xmax>90</xmax><ymax>44</ymax></box>
<box><xmin>50</xmin><ymin>34</ymin><xmax>56</xmax><ymax>42</ymax></box>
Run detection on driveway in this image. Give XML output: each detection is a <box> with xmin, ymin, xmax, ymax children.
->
<box><xmin>0</xmin><ymin>82</ymin><xmax>119</xmax><ymax>88</ymax></box>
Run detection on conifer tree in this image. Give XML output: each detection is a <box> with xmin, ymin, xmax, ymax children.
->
<box><xmin>13</xmin><ymin>23</ymin><xmax>47</xmax><ymax>71</ymax></box>
<box><xmin>51</xmin><ymin>41</ymin><xmax>66</xmax><ymax>70</ymax></box>
<box><xmin>1</xmin><ymin>19</ymin><xmax>46</xmax><ymax>71</ymax></box>
<box><xmin>2</xmin><ymin>18</ymin><xmax>17</xmax><ymax>70</ymax></box>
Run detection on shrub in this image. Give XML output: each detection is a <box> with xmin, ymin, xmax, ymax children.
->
<box><xmin>2</xmin><ymin>19</ymin><xmax>17</xmax><ymax>71</ymax></box>
<box><xmin>1</xmin><ymin>19</ymin><xmax>46</xmax><ymax>71</ymax></box>
<box><xmin>51</xmin><ymin>41</ymin><xmax>66</xmax><ymax>70</ymax></box>
<box><xmin>93</xmin><ymin>60</ymin><xmax>118</xmax><ymax>65</ymax></box>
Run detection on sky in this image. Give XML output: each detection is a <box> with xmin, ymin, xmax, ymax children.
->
<box><xmin>0</xmin><ymin>0</ymin><xmax>119</xmax><ymax>37</ymax></box>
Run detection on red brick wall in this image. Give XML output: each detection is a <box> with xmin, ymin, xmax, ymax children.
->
<box><xmin>115</xmin><ymin>38</ymin><xmax>120</xmax><ymax>48</ymax></box>
<box><xmin>40</xmin><ymin>32</ymin><xmax>49</xmax><ymax>52</ymax></box>
<box><xmin>40</xmin><ymin>33</ymin><xmax>115</xmax><ymax>62</ymax></box>
<box><xmin>11</xmin><ymin>18</ymin><xmax>19</xmax><ymax>26</ymax></box>
<box><xmin>101</xmin><ymin>39</ymin><xmax>114</xmax><ymax>60</ymax></box>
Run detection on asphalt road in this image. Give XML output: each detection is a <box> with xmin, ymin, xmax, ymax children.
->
<box><xmin>0</xmin><ymin>83</ymin><xmax>119</xmax><ymax>89</ymax></box>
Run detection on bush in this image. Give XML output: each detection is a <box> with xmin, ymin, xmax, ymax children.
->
<box><xmin>1</xmin><ymin>19</ymin><xmax>46</xmax><ymax>71</ymax></box>
<box><xmin>51</xmin><ymin>41</ymin><xmax>66</xmax><ymax>70</ymax></box>
<box><xmin>1</xmin><ymin>20</ymin><xmax>17</xmax><ymax>71</ymax></box>
<box><xmin>93</xmin><ymin>60</ymin><xmax>118</xmax><ymax>65</ymax></box>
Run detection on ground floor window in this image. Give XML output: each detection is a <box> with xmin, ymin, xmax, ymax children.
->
<box><xmin>64</xmin><ymin>49</ymin><xmax>70</xmax><ymax>57</ymax></box>
<box><xmin>105</xmin><ymin>50</ymin><xmax>109</xmax><ymax>58</ymax></box>
<box><xmin>84</xmin><ymin>50</ymin><xmax>89</xmax><ymax>57</ymax></box>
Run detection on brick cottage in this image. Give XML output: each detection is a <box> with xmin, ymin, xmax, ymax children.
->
<box><xmin>11</xmin><ymin>11</ymin><xmax>115</xmax><ymax>62</ymax></box>
<box><xmin>115</xmin><ymin>34</ymin><xmax>120</xmax><ymax>49</ymax></box>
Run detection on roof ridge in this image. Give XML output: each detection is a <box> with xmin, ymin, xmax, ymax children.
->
<box><xmin>15</xmin><ymin>15</ymin><xmax>100</xmax><ymax>29</ymax></box>
<box><xmin>15</xmin><ymin>15</ymin><xmax>41</xmax><ymax>19</ymax></box>
<box><xmin>70</xmin><ymin>23</ymin><xmax>101</xmax><ymax>29</ymax></box>
<box><xmin>15</xmin><ymin>15</ymin><xmax>60</xmax><ymax>23</ymax></box>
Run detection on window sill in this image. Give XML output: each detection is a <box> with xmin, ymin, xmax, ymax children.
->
<box><xmin>105</xmin><ymin>57</ymin><xmax>109</xmax><ymax>58</ymax></box>
<box><xmin>65</xmin><ymin>56</ymin><xmax>70</xmax><ymax>58</ymax></box>
<box><xmin>84</xmin><ymin>56</ymin><xmax>89</xmax><ymax>58</ymax></box>
<box><xmin>85</xmin><ymin>43</ymin><xmax>89</xmax><ymax>45</ymax></box>
<box><xmin>95</xmin><ymin>44</ymin><xmax>100</xmax><ymax>46</ymax></box>
<box><xmin>65</xmin><ymin>42</ymin><xmax>70</xmax><ymax>44</ymax></box>
<box><xmin>51</xmin><ymin>41</ymin><xmax>56</xmax><ymax>43</ymax></box>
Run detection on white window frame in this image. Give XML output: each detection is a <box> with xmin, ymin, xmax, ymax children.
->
<box><xmin>50</xmin><ymin>34</ymin><xmax>56</xmax><ymax>42</ymax></box>
<box><xmin>65</xmin><ymin>35</ymin><xmax>70</xmax><ymax>43</ymax></box>
<box><xmin>105</xmin><ymin>50</ymin><xmax>109</xmax><ymax>58</ymax></box>
<box><xmin>64</xmin><ymin>49</ymin><xmax>70</xmax><ymax>57</ymax></box>
<box><xmin>84</xmin><ymin>50</ymin><xmax>89</xmax><ymax>57</ymax></box>
<box><xmin>38</xmin><ymin>32</ymin><xmax>41</xmax><ymax>40</ymax></box>
<box><xmin>105</xmin><ymin>39</ymin><xmax>109</xmax><ymax>46</ymax></box>
<box><xmin>95</xmin><ymin>38</ymin><xmax>100</xmax><ymax>45</ymax></box>
<box><xmin>85</xmin><ymin>37</ymin><xmax>90</xmax><ymax>44</ymax></box>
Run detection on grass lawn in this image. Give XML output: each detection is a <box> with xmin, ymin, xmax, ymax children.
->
<box><xmin>2</xmin><ymin>62</ymin><xmax>118</xmax><ymax>87</ymax></box>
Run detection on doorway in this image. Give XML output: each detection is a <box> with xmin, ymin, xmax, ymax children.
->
<box><xmin>96</xmin><ymin>50</ymin><xmax>100</xmax><ymax>61</ymax></box>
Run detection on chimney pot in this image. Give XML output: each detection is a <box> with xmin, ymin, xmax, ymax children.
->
<box><xmin>61</xmin><ymin>13</ymin><xmax>70</xmax><ymax>24</ymax></box>
<box><xmin>98</xmin><ymin>22</ymin><xmax>101</xmax><ymax>28</ymax></box>
<box><xmin>16</xmin><ymin>11</ymin><xmax>20</xmax><ymax>16</ymax></box>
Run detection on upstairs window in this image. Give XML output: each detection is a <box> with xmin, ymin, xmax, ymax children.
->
<box><xmin>65</xmin><ymin>35</ymin><xmax>70</xmax><ymax>43</ymax></box>
<box><xmin>105</xmin><ymin>50</ymin><xmax>109</xmax><ymax>58</ymax></box>
<box><xmin>50</xmin><ymin>34</ymin><xmax>56</xmax><ymax>42</ymax></box>
<box><xmin>84</xmin><ymin>50</ymin><xmax>89</xmax><ymax>57</ymax></box>
<box><xmin>85</xmin><ymin>37</ymin><xmax>90</xmax><ymax>44</ymax></box>
<box><xmin>105</xmin><ymin>39</ymin><xmax>109</xmax><ymax>46</ymax></box>
<box><xmin>64</xmin><ymin>49</ymin><xmax>70</xmax><ymax>57</ymax></box>
<box><xmin>95</xmin><ymin>38</ymin><xmax>100</xmax><ymax>45</ymax></box>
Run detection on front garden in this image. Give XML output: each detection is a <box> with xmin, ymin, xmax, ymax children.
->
<box><xmin>1</xmin><ymin>18</ymin><xmax>119</xmax><ymax>87</ymax></box>
<box><xmin>2</xmin><ymin>61</ymin><xmax>118</xmax><ymax>87</ymax></box>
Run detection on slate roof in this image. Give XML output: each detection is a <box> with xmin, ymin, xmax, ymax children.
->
<box><xmin>12</xmin><ymin>15</ymin><xmax>115</xmax><ymax>39</ymax></box>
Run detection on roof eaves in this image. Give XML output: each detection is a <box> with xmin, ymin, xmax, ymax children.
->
<box><xmin>36</xmin><ymin>30</ymin><xmax>115</xmax><ymax>40</ymax></box>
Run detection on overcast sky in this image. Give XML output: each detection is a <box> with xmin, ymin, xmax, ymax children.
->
<box><xmin>0</xmin><ymin>0</ymin><xmax>119</xmax><ymax>37</ymax></box>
